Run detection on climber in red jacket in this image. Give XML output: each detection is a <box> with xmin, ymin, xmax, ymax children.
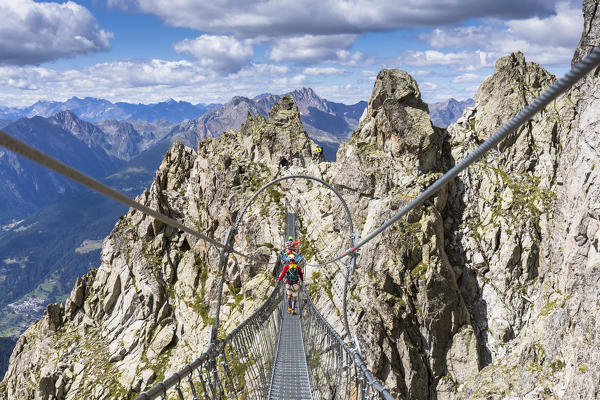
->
<box><xmin>278</xmin><ymin>261</ymin><xmax>304</xmax><ymax>314</ymax></box>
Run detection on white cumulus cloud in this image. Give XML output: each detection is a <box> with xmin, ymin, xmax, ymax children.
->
<box><xmin>402</xmin><ymin>50</ymin><xmax>496</xmax><ymax>70</ymax></box>
<box><xmin>409</xmin><ymin>70</ymin><xmax>432</xmax><ymax>77</ymax></box>
<box><xmin>417</xmin><ymin>1</ymin><xmax>582</xmax><ymax>67</ymax></box>
<box><xmin>0</xmin><ymin>60</ymin><xmax>211</xmax><ymax>106</ymax></box>
<box><xmin>267</xmin><ymin>34</ymin><xmax>360</xmax><ymax>64</ymax></box>
<box><xmin>452</xmin><ymin>73</ymin><xmax>485</xmax><ymax>83</ymax></box>
<box><xmin>84</xmin><ymin>59</ymin><xmax>208</xmax><ymax>88</ymax></box>
<box><xmin>0</xmin><ymin>60</ymin><xmax>321</xmax><ymax>107</ymax></box>
<box><xmin>272</xmin><ymin>74</ymin><xmax>307</xmax><ymax>87</ymax></box>
<box><xmin>312</xmin><ymin>83</ymin><xmax>370</xmax><ymax>104</ymax></box>
<box><xmin>174</xmin><ymin>35</ymin><xmax>254</xmax><ymax>74</ymax></box>
<box><xmin>506</xmin><ymin>1</ymin><xmax>582</xmax><ymax>48</ymax></box>
<box><xmin>0</xmin><ymin>0</ymin><xmax>112</xmax><ymax>65</ymax></box>
<box><xmin>420</xmin><ymin>82</ymin><xmax>439</xmax><ymax>91</ymax></box>
<box><xmin>423</xmin><ymin>26</ymin><xmax>494</xmax><ymax>49</ymax></box>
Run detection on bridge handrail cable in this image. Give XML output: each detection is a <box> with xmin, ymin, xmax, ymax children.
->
<box><xmin>301</xmin><ymin>284</ymin><xmax>394</xmax><ymax>400</ymax></box>
<box><xmin>137</xmin><ymin>282</ymin><xmax>284</xmax><ymax>399</ymax></box>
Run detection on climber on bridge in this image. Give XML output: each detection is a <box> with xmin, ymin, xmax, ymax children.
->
<box><xmin>283</xmin><ymin>235</ymin><xmax>300</xmax><ymax>252</ymax></box>
<box><xmin>293</xmin><ymin>251</ymin><xmax>305</xmax><ymax>266</ymax></box>
<box><xmin>280</xmin><ymin>248</ymin><xmax>295</xmax><ymax>263</ymax></box>
<box><xmin>281</xmin><ymin>244</ymin><xmax>305</xmax><ymax>267</ymax></box>
<box><xmin>278</xmin><ymin>260</ymin><xmax>304</xmax><ymax>314</ymax></box>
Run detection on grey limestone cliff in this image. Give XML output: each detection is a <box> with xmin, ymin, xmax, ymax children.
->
<box><xmin>452</xmin><ymin>1</ymin><xmax>600</xmax><ymax>397</ymax></box>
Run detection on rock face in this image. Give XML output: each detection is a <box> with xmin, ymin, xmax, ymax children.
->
<box><xmin>1</xmin><ymin>3</ymin><xmax>600</xmax><ymax>398</ymax></box>
<box><xmin>0</xmin><ymin>338</ymin><xmax>16</xmax><ymax>381</ymax></box>
<box><xmin>445</xmin><ymin>51</ymin><xmax>566</xmax><ymax>366</ymax></box>
<box><xmin>453</xmin><ymin>1</ymin><xmax>600</xmax><ymax>397</ymax></box>
<box><xmin>331</xmin><ymin>69</ymin><xmax>472</xmax><ymax>399</ymax></box>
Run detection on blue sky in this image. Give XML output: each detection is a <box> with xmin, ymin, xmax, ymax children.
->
<box><xmin>0</xmin><ymin>0</ymin><xmax>584</xmax><ymax>108</ymax></box>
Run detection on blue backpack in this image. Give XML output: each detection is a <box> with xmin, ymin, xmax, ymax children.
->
<box><xmin>286</xmin><ymin>264</ymin><xmax>299</xmax><ymax>283</ymax></box>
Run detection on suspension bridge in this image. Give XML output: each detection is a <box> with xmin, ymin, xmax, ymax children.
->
<box><xmin>0</xmin><ymin>47</ymin><xmax>599</xmax><ymax>400</ymax></box>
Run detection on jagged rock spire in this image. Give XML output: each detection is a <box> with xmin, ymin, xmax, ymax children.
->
<box><xmin>212</xmin><ymin>94</ymin><xmax>316</xmax><ymax>167</ymax></box>
<box><xmin>473</xmin><ymin>51</ymin><xmax>555</xmax><ymax>146</ymax></box>
<box><xmin>352</xmin><ymin>69</ymin><xmax>441</xmax><ymax>172</ymax></box>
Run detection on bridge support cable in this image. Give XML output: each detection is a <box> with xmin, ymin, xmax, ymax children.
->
<box><xmin>136</xmin><ymin>283</ymin><xmax>284</xmax><ymax>400</ymax></box>
<box><xmin>292</xmin><ymin>194</ymin><xmax>364</xmax><ymax>352</ymax></box>
<box><xmin>211</xmin><ymin>226</ymin><xmax>234</xmax><ymax>343</ymax></box>
<box><xmin>230</xmin><ymin>175</ymin><xmax>354</xmax><ymax>241</ymax></box>
<box><xmin>301</xmin><ymin>286</ymin><xmax>394</xmax><ymax>400</ymax></box>
<box><xmin>285</xmin><ymin>200</ymin><xmax>296</xmax><ymax>240</ymax></box>
<box><xmin>0</xmin><ymin>130</ymin><xmax>262</xmax><ymax>262</ymax></box>
<box><xmin>211</xmin><ymin>175</ymin><xmax>356</xmax><ymax>341</ymax></box>
<box><xmin>312</xmin><ymin>45</ymin><xmax>600</xmax><ymax>267</ymax></box>
<box><xmin>342</xmin><ymin>229</ymin><xmax>360</xmax><ymax>351</ymax></box>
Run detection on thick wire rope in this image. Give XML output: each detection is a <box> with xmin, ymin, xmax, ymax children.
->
<box><xmin>295</xmin><ymin>198</ymin><xmax>357</xmax><ymax>345</ymax></box>
<box><xmin>232</xmin><ymin>187</ymin><xmax>284</xmax><ymax>265</ymax></box>
<box><xmin>232</xmin><ymin>174</ymin><xmax>355</xmax><ymax>253</ymax></box>
<box><xmin>0</xmin><ymin>131</ymin><xmax>265</xmax><ymax>262</ymax></box>
<box><xmin>317</xmin><ymin>45</ymin><xmax>600</xmax><ymax>267</ymax></box>
<box><xmin>302</xmin><ymin>285</ymin><xmax>395</xmax><ymax>400</ymax></box>
<box><xmin>295</xmin><ymin>200</ymin><xmax>345</xmax><ymax>291</ymax></box>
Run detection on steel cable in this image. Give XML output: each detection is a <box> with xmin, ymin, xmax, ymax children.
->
<box><xmin>301</xmin><ymin>284</ymin><xmax>394</xmax><ymax>399</ymax></box>
<box><xmin>0</xmin><ymin>130</ymin><xmax>268</xmax><ymax>263</ymax></box>
<box><xmin>295</xmin><ymin>201</ymin><xmax>347</xmax><ymax>326</ymax></box>
<box><xmin>295</xmin><ymin>197</ymin><xmax>348</xmax><ymax>263</ymax></box>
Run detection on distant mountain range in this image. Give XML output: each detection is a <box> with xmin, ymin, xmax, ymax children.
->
<box><xmin>168</xmin><ymin>88</ymin><xmax>366</xmax><ymax>160</ymax></box>
<box><xmin>0</xmin><ymin>94</ymin><xmax>470</xmax><ymax>131</ymax></box>
<box><xmin>0</xmin><ymin>88</ymin><xmax>365</xmax><ymax>228</ymax></box>
<box><xmin>0</xmin><ymin>92</ymin><xmax>469</xmax><ymax>230</ymax></box>
<box><xmin>87</xmin><ymin>117</ymin><xmax>175</xmax><ymax>161</ymax></box>
<box><xmin>428</xmin><ymin>98</ymin><xmax>474</xmax><ymax>128</ymax></box>
<box><xmin>0</xmin><ymin>97</ymin><xmax>220</xmax><ymax>123</ymax></box>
